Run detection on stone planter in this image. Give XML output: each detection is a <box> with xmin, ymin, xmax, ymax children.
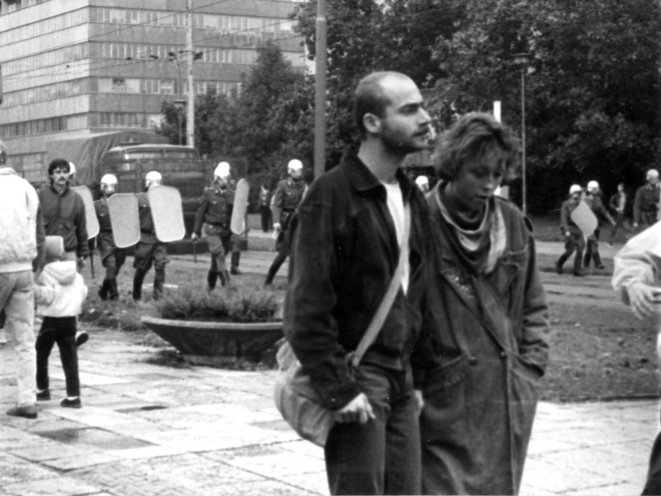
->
<box><xmin>141</xmin><ymin>316</ymin><xmax>283</xmax><ymax>366</ymax></box>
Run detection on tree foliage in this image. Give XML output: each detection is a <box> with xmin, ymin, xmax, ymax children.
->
<box><xmin>157</xmin><ymin>44</ymin><xmax>314</xmax><ymax>181</ymax></box>
<box><xmin>428</xmin><ymin>0</ymin><xmax>661</xmax><ymax>212</ymax></box>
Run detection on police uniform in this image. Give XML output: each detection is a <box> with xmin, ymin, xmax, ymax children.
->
<box><xmin>634</xmin><ymin>183</ymin><xmax>660</xmax><ymax>228</ymax></box>
<box><xmin>264</xmin><ymin>177</ymin><xmax>306</xmax><ymax>285</ymax></box>
<box><xmin>94</xmin><ymin>197</ymin><xmax>126</xmax><ymax>300</ymax></box>
<box><xmin>193</xmin><ymin>185</ymin><xmax>233</xmax><ymax>288</ymax></box>
<box><xmin>132</xmin><ymin>192</ymin><xmax>168</xmax><ymax>300</ymax></box>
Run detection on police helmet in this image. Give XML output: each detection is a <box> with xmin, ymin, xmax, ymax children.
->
<box><xmin>100</xmin><ymin>174</ymin><xmax>118</xmax><ymax>186</ymax></box>
<box><xmin>214</xmin><ymin>161</ymin><xmax>231</xmax><ymax>180</ymax></box>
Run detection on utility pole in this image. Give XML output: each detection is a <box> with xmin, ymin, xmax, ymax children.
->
<box><xmin>313</xmin><ymin>0</ymin><xmax>327</xmax><ymax>179</ymax></box>
<box><xmin>186</xmin><ymin>0</ymin><xmax>195</xmax><ymax>149</ymax></box>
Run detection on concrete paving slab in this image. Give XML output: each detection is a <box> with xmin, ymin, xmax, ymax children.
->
<box><xmin>2</xmin><ymin>476</ymin><xmax>101</xmax><ymax>496</ymax></box>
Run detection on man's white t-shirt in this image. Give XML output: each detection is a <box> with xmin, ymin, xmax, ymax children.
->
<box><xmin>382</xmin><ymin>181</ymin><xmax>410</xmax><ymax>294</ymax></box>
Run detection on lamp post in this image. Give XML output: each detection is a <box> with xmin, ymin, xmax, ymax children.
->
<box><xmin>513</xmin><ymin>52</ymin><xmax>531</xmax><ymax>215</ymax></box>
<box><xmin>173</xmin><ymin>98</ymin><xmax>186</xmax><ymax>146</ymax></box>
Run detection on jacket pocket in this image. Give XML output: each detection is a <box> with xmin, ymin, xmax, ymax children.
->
<box><xmin>420</xmin><ymin>353</ymin><xmax>468</xmax><ymax>438</ymax></box>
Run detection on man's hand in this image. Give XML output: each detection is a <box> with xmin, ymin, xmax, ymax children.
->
<box><xmin>77</xmin><ymin>257</ymin><xmax>86</xmax><ymax>272</ymax></box>
<box><xmin>334</xmin><ymin>393</ymin><xmax>375</xmax><ymax>424</ymax></box>
<box><xmin>272</xmin><ymin>222</ymin><xmax>281</xmax><ymax>239</ymax></box>
<box><xmin>191</xmin><ymin>232</ymin><xmax>199</xmax><ymax>241</ymax></box>
<box><xmin>627</xmin><ymin>281</ymin><xmax>661</xmax><ymax>320</ymax></box>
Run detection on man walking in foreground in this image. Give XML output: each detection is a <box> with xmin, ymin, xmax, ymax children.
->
<box><xmin>0</xmin><ymin>140</ymin><xmax>45</xmax><ymax>419</ymax></box>
<box><xmin>284</xmin><ymin>71</ymin><xmax>433</xmax><ymax>495</ymax></box>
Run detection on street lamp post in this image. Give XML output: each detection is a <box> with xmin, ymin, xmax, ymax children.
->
<box><xmin>173</xmin><ymin>99</ymin><xmax>186</xmax><ymax>146</ymax></box>
<box><xmin>513</xmin><ymin>52</ymin><xmax>531</xmax><ymax>215</ymax></box>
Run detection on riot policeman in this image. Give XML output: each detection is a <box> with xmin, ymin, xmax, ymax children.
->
<box><xmin>192</xmin><ymin>162</ymin><xmax>234</xmax><ymax>289</ymax></box>
<box><xmin>94</xmin><ymin>174</ymin><xmax>126</xmax><ymax>300</ymax></box>
<box><xmin>264</xmin><ymin>158</ymin><xmax>306</xmax><ymax>286</ymax></box>
<box><xmin>132</xmin><ymin>171</ymin><xmax>168</xmax><ymax>300</ymax></box>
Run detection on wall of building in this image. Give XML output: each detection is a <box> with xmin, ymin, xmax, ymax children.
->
<box><xmin>0</xmin><ymin>0</ymin><xmax>305</xmax><ymax>183</ymax></box>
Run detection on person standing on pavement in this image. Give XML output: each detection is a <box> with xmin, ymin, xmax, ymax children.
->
<box><xmin>38</xmin><ymin>159</ymin><xmax>89</xmax><ymax>271</ymax></box>
<box><xmin>633</xmin><ymin>169</ymin><xmax>660</xmax><ymax>231</ymax></box>
<box><xmin>583</xmin><ymin>180</ymin><xmax>615</xmax><ymax>271</ymax></box>
<box><xmin>611</xmin><ymin>222</ymin><xmax>661</xmax><ymax>495</ymax></box>
<box><xmin>264</xmin><ymin>158</ymin><xmax>306</xmax><ymax>286</ymax></box>
<box><xmin>192</xmin><ymin>162</ymin><xmax>234</xmax><ymax>290</ymax></box>
<box><xmin>609</xmin><ymin>182</ymin><xmax>629</xmax><ymax>244</ymax></box>
<box><xmin>132</xmin><ymin>171</ymin><xmax>168</xmax><ymax>301</ymax></box>
<box><xmin>419</xmin><ymin>112</ymin><xmax>550</xmax><ymax>495</ymax></box>
<box><xmin>259</xmin><ymin>183</ymin><xmax>273</xmax><ymax>232</ymax></box>
<box><xmin>94</xmin><ymin>174</ymin><xmax>126</xmax><ymax>301</ymax></box>
<box><xmin>34</xmin><ymin>236</ymin><xmax>88</xmax><ymax>409</ymax></box>
<box><xmin>285</xmin><ymin>71</ymin><xmax>433</xmax><ymax>495</ymax></box>
<box><xmin>0</xmin><ymin>140</ymin><xmax>45</xmax><ymax>419</ymax></box>
<box><xmin>39</xmin><ymin>158</ymin><xmax>89</xmax><ymax>345</ymax></box>
<box><xmin>555</xmin><ymin>184</ymin><xmax>587</xmax><ymax>277</ymax></box>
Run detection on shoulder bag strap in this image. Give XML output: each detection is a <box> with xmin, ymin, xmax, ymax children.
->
<box><xmin>351</xmin><ymin>204</ymin><xmax>411</xmax><ymax>368</ymax></box>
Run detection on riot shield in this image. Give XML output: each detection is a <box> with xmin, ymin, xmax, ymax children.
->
<box><xmin>71</xmin><ymin>186</ymin><xmax>99</xmax><ymax>239</ymax></box>
<box><xmin>231</xmin><ymin>178</ymin><xmax>250</xmax><ymax>235</ymax></box>
<box><xmin>108</xmin><ymin>194</ymin><xmax>140</xmax><ymax>248</ymax></box>
<box><xmin>148</xmin><ymin>185</ymin><xmax>186</xmax><ymax>242</ymax></box>
<box><xmin>570</xmin><ymin>201</ymin><xmax>598</xmax><ymax>237</ymax></box>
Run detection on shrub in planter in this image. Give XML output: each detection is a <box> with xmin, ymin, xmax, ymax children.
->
<box><xmin>142</xmin><ymin>284</ymin><xmax>283</xmax><ymax>365</ymax></box>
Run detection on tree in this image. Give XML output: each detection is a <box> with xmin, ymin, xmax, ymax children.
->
<box><xmin>294</xmin><ymin>0</ymin><xmax>463</xmax><ymax>167</ymax></box>
<box><xmin>428</xmin><ymin>0</ymin><xmax>661</xmax><ymax>212</ymax></box>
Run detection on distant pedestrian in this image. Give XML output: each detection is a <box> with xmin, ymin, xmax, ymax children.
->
<box><xmin>612</xmin><ymin>222</ymin><xmax>661</xmax><ymax>495</ymax></box>
<box><xmin>264</xmin><ymin>158</ymin><xmax>306</xmax><ymax>286</ymax></box>
<box><xmin>192</xmin><ymin>162</ymin><xmax>234</xmax><ymax>290</ymax></box>
<box><xmin>633</xmin><ymin>169</ymin><xmax>660</xmax><ymax>231</ymax></box>
<box><xmin>0</xmin><ymin>140</ymin><xmax>45</xmax><ymax>420</ymax></box>
<box><xmin>285</xmin><ymin>71</ymin><xmax>433</xmax><ymax>495</ymax></box>
<box><xmin>583</xmin><ymin>180</ymin><xmax>614</xmax><ymax>270</ymax></box>
<box><xmin>34</xmin><ymin>236</ymin><xmax>88</xmax><ymax>409</ymax></box>
<box><xmin>259</xmin><ymin>183</ymin><xmax>273</xmax><ymax>232</ymax></box>
<box><xmin>609</xmin><ymin>182</ymin><xmax>629</xmax><ymax>244</ymax></box>
<box><xmin>94</xmin><ymin>174</ymin><xmax>126</xmax><ymax>301</ymax></box>
<box><xmin>132</xmin><ymin>171</ymin><xmax>168</xmax><ymax>300</ymax></box>
<box><xmin>555</xmin><ymin>184</ymin><xmax>587</xmax><ymax>277</ymax></box>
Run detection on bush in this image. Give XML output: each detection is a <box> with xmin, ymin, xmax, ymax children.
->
<box><xmin>153</xmin><ymin>284</ymin><xmax>280</xmax><ymax>323</ymax></box>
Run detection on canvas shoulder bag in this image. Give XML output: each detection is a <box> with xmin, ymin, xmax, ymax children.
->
<box><xmin>274</xmin><ymin>205</ymin><xmax>411</xmax><ymax>446</ymax></box>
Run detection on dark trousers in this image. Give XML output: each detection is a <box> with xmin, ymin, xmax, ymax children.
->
<box><xmin>36</xmin><ymin>316</ymin><xmax>80</xmax><ymax>397</ymax></box>
<box><xmin>324</xmin><ymin>364</ymin><xmax>421</xmax><ymax>495</ymax></box>
<box><xmin>584</xmin><ymin>229</ymin><xmax>602</xmax><ymax>268</ymax></box>
<box><xmin>260</xmin><ymin>205</ymin><xmax>272</xmax><ymax>232</ymax></box>
<box><xmin>609</xmin><ymin>212</ymin><xmax>628</xmax><ymax>242</ymax></box>
<box><xmin>643</xmin><ymin>415</ymin><xmax>661</xmax><ymax>495</ymax></box>
<box><xmin>265</xmin><ymin>228</ymin><xmax>291</xmax><ymax>285</ymax></box>
<box><xmin>557</xmin><ymin>232</ymin><xmax>585</xmax><ymax>274</ymax></box>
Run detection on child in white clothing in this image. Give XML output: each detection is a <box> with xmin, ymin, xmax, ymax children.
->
<box><xmin>34</xmin><ymin>236</ymin><xmax>88</xmax><ymax>408</ymax></box>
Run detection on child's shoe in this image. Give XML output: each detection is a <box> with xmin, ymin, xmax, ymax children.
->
<box><xmin>60</xmin><ymin>397</ymin><xmax>82</xmax><ymax>409</ymax></box>
<box><xmin>36</xmin><ymin>390</ymin><xmax>51</xmax><ymax>401</ymax></box>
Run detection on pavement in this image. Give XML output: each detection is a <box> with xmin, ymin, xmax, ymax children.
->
<box><xmin>0</xmin><ymin>237</ymin><xmax>658</xmax><ymax>496</ymax></box>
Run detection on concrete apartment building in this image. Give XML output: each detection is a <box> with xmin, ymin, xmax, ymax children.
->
<box><xmin>0</xmin><ymin>0</ymin><xmax>305</xmax><ymax>183</ymax></box>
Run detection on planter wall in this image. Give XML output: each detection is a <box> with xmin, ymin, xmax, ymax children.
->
<box><xmin>141</xmin><ymin>316</ymin><xmax>282</xmax><ymax>366</ymax></box>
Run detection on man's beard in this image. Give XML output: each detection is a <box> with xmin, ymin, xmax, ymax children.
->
<box><xmin>381</xmin><ymin>130</ymin><xmax>426</xmax><ymax>157</ymax></box>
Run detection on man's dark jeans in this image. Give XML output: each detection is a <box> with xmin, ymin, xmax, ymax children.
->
<box><xmin>324</xmin><ymin>363</ymin><xmax>421</xmax><ymax>495</ymax></box>
<box><xmin>36</xmin><ymin>316</ymin><xmax>80</xmax><ymax>397</ymax></box>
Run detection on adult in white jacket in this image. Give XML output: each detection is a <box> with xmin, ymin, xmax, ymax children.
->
<box><xmin>0</xmin><ymin>141</ymin><xmax>45</xmax><ymax>419</ymax></box>
<box><xmin>612</xmin><ymin>221</ymin><xmax>661</xmax><ymax>494</ymax></box>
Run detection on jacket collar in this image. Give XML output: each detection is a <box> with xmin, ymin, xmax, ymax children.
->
<box><xmin>341</xmin><ymin>153</ymin><xmax>415</xmax><ymax>201</ymax></box>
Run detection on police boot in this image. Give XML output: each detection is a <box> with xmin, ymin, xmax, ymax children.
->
<box><xmin>230</xmin><ymin>252</ymin><xmax>241</xmax><ymax>275</ymax></box>
<box><xmin>132</xmin><ymin>270</ymin><xmax>146</xmax><ymax>301</ymax></box>
<box><xmin>218</xmin><ymin>269</ymin><xmax>230</xmax><ymax>287</ymax></box>
<box><xmin>108</xmin><ymin>279</ymin><xmax>119</xmax><ymax>301</ymax></box>
<box><xmin>153</xmin><ymin>269</ymin><xmax>165</xmax><ymax>300</ymax></box>
<box><xmin>97</xmin><ymin>279</ymin><xmax>109</xmax><ymax>301</ymax></box>
<box><xmin>207</xmin><ymin>270</ymin><xmax>217</xmax><ymax>291</ymax></box>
